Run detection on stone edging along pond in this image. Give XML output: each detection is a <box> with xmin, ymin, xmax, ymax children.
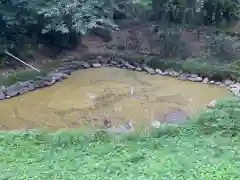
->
<box><xmin>0</xmin><ymin>57</ymin><xmax>240</xmax><ymax>101</ymax></box>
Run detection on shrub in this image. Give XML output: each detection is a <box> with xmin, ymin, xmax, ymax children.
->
<box><xmin>195</xmin><ymin>98</ymin><xmax>240</xmax><ymax>136</ymax></box>
<box><xmin>206</xmin><ymin>33</ymin><xmax>240</xmax><ymax>62</ymax></box>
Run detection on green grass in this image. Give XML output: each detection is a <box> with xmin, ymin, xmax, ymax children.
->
<box><xmin>0</xmin><ymin>61</ymin><xmax>60</xmax><ymax>86</ymax></box>
<box><xmin>148</xmin><ymin>57</ymin><xmax>235</xmax><ymax>80</ymax></box>
<box><xmin>1</xmin><ymin>98</ymin><xmax>240</xmax><ymax>179</ymax></box>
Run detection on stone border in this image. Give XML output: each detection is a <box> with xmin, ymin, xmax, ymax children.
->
<box><xmin>0</xmin><ymin>57</ymin><xmax>239</xmax><ymax>100</ymax></box>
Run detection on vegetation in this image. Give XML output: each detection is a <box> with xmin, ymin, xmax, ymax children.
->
<box><xmin>0</xmin><ymin>0</ymin><xmax>240</xmax><ymax>82</ymax></box>
<box><xmin>1</xmin><ymin>1</ymin><xmax>240</xmax><ymax>179</ymax></box>
<box><xmin>1</xmin><ymin>0</ymin><xmax>240</xmax><ymax>52</ymax></box>
<box><xmin>1</xmin><ymin>97</ymin><xmax>240</xmax><ymax>179</ymax></box>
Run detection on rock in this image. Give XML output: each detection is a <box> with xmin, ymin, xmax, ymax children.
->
<box><xmin>143</xmin><ymin>66</ymin><xmax>156</xmax><ymax>75</ymax></box>
<box><xmin>27</xmin><ymin>83</ymin><xmax>35</xmax><ymax>91</ymax></box>
<box><xmin>209</xmin><ymin>80</ymin><xmax>215</xmax><ymax>85</ymax></box>
<box><xmin>5</xmin><ymin>90</ymin><xmax>19</xmax><ymax>97</ymax></box>
<box><xmin>207</xmin><ymin>100</ymin><xmax>217</xmax><ymax>108</ymax></box>
<box><xmin>5</xmin><ymin>83</ymin><xmax>24</xmax><ymax>97</ymax></box>
<box><xmin>121</xmin><ymin>61</ymin><xmax>135</xmax><ymax>70</ymax></box>
<box><xmin>216</xmin><ymin>82</ymin><xmax>224</xmax><ymax>86</ymax></box>
<box><xmin>224</xmin><ymin>79</ymin><xmax>235</xmax><ymax>86</ymax></box>
<box><xmin>109</xmin><ymin>61</ymin><xmax>118</xmax><ymax>66</ymax></box>
<box><xmin>44</xmin><ymin>79</ymin><xmax>56</xmax><ymax>86</ymax></box>
<box><xmin>169</xmin><ymin>71</ymin><xmax>180</xmax><ymax>77</ymax></box>
<box><xmin>218</xmin><ymin>83</ymin><xmax>226</xmax><ymax>87</ymax></box>
<box><xmin>161</xmin><ymin>71</ymin><xmax>169</xmax><ymax>76</ymax></box>
<box><xmin>98</xmin><ymin>58</ymin><xmax>108</xmax><ymax>65</ymax></box>
<box><xmin>48</xmin><ymin>72</ymin><xmax>68</xmax><ymax>81</ymax></box>
<box><xmin>195</xmin><ymin>77</ymin><xmax>203</xmax><ymax>82</ymax></box>
<box><xmin>178</xmin><ymin>76</ymin><xmax>188</xmax><ymax>81</ymax></box>
<box><xmin>0</xmin><ymin>91</ymin><xmax>5</xmax><ymax>100</ymax></box>
<box><xmin>155</xmin><ymin>69</ymin><xmax>164</xmax><ymax>75</ymax></box>
<box><xmin>202</xmin><ymin>77</ymin><xmax>209</xmax><ymax>84</ymax></box>
<box><xmin>178</xmin><ymin>74</ymin><xmax>189</xmax><ymax>81</ymax></box>
<box><xmin>131</xmin><ymin>62</ymin><xmax>140</xmax><ymax>68</ymax></box>
<box><xmin>87</xmin><ymin>59</ymin><xmax>100</xmax><ymax>64</ymax></box>
<box><xmin>1</xmin><ymin>80</ymin><xmax>35</xmax><ymax>98</ymax></box>
<box><xmin>135</xmin><ymin>67</ymin><xmax>142</xmax><ymax>71</ymax></box>
<box><xmin>19</xmin><ymin>87</ymin><xmax>30</xmax><ymax>95</ymax></box>
<box><xmin>155</xmin><ymin>69</ymin><xmax>169</xmax><ymax>76</ymax></box>
<box><xmin>151</xmin><ymin>121</ymin><xmax>161</xmax><ymax>128</ymax></box>
<box><xmin>91</xmin><ymin>63</ymin><xmax>102</xmax><ymax>68</ymax></box>
<box><xmin>228</xmin><ymin>84</ymin><xmax>240</xmax><ymax>93</ymax></box>
<box><xmin>189</xmin><ymin>74</ymin><xmax>198</xmax><ymax>78</ymax></box>
<box><xmin>82</xmin><ymin>62</ymin><xmax>91</xmax><ymax>69</ymax></box>
<box><xmin>33</xmin><ymin>80</ymin><xmax>45</xmax><ymax>88</ymax></box>
<box><xmin>187</xmin><ymin>76</ymin><xmax>203</xmax><ymax>82</ymax></box>
<box><xmin>229</xmin><ymin>83</ymin><xmax>240</xmax><ymax>88</ymax></box>
<box><xmin>61</xmin><ymin>70</ymin><xmax>73</xmax><ymax>75</ymax></box>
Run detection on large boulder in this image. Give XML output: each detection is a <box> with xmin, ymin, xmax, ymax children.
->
<box><xmin>5</xmin><ymin>82</ymin><xmax>34</xmax><ymax>97</ymax></box>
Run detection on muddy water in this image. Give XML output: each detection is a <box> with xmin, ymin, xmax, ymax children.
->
<box><xmin>0</xmin><ymin>67</ymin><xmax>231</xmax><ymax>130</ymax></box>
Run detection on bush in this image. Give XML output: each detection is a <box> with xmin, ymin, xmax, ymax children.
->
<box><xmin>195</xmin><ymin>98</ymin><xmax>240</xmax><ymax>136</ymax></box>
<box><xmin>148</xmin><ymin>57</ymin><xmax>234</xmax><ymax>80</ymax></box>
<box><xmin>206</xmin><ymin>34</ymin><xmax>240</xmax><ymax>62</ymax></box>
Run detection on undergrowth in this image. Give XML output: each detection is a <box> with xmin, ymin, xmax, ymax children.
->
<box><xmin>1</xmin><ymin>98</ymin><xmax>240</xmax><ymax>179</ymax></box>
<box><xmin>0</xmin><ymin>61</ymin><xmax>60</xmax><ymax>86</ymax></box>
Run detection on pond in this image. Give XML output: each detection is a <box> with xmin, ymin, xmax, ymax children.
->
<box><xmin>0</xmin><ymin>67</ymin><xmax>230</xmax><ymax>130</ymax></box>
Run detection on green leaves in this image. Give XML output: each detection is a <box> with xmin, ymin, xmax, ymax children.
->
<box><xmin>0</xmin><ymin>0</ymin><xmax>117</xmax><ymax>50</ymax></box>
<box><xmin>37</xmin><ymin>0</ymin><xmax>116</xmax><ymax>35</ymax></box>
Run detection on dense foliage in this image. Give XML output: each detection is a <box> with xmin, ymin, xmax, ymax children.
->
<box><xmin>1</xmin><ymin>0</ymin><xmax>239</xmax><ymax>52</ymax></box>
<box><xmin>0</xmin><ymin>0</ymin><xmax>117</xmax><ymax>52</ymax></box>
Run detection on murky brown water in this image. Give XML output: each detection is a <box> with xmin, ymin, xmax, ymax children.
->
<box><xmin>0</xmin><ymin>67</ymin><xmax>231</xmax><ymax>130</ymax></box>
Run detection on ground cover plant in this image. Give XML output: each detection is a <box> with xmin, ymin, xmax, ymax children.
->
<box><xmin>1</xmin><ymin>98</ymin><xmax>240</xmax><ymax>179</ymax></box>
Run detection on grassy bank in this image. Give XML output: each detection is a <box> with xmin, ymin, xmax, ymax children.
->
<box><xmin>2</xmin><ymin>51</ymin><xmax>240</xmax><ymax>87</ymax></box>
<box><xmin>0</xmin><ymin>61</ymin><xmax>60</xmax><ymax>86</ymax></box>
<box><xmin>1</xmin><ymin>98</ymin><xmax>240</xmax><ymax>179</ymax></box>
<box><xmin>148</xmin><ymin>57</ymin><xmax>238</xmax><ymax>81</ymax></box>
